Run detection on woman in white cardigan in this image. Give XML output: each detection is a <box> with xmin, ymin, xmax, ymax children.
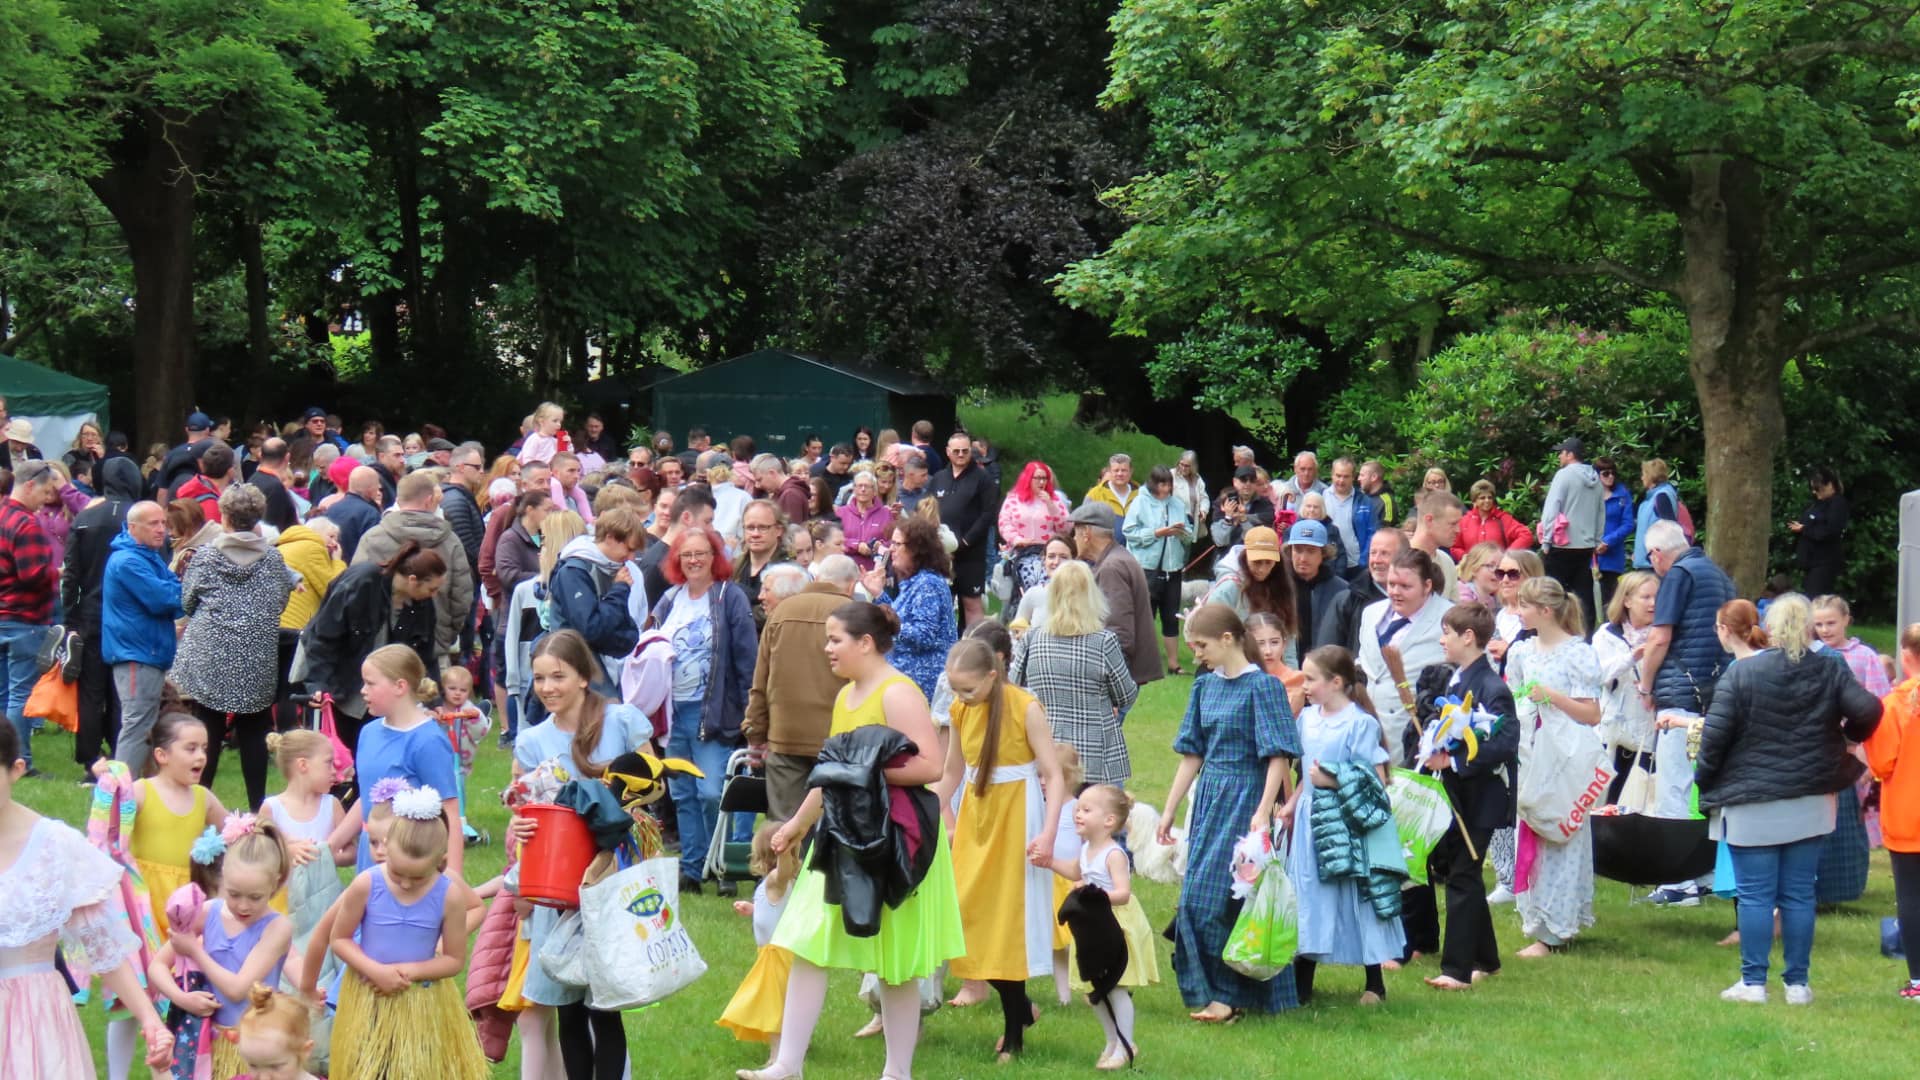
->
<box><xmin>1358</xmin><ymin>547</ymin><xmax>1453</xmax><ymax>758</ymax></box>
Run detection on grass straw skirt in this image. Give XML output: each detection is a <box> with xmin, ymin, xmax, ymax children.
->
<box><xmin>717</xmin><ymin>944</ymin><xmax>794</xmax><ymax>1042</ymax></box>
<box><xmin>331</xmin><ymin>969</ymin><xmax>490</xmax><ymax>1080</ymax></box>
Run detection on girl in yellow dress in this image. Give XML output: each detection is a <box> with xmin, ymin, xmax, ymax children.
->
<box><xmin>746</xmin><ymin>602</ymin><xmax>967</xmax><ymax>1080</ymax></box>
<box><xmin>1053</xmin><ymin>784</ymin><xmax>1159</xmax><ymax>1070</ymax></box>
<box><xmin>938</xmin><ymin>637</ymin><xmax>1068</xmax><ymax>1061</ymax></box>
<box><xmin>718</xmin><ymin>823</ymin><xmax>802</xmax><ymax>1067</ymax></box>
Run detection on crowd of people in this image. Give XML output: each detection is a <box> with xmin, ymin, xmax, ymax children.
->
<box><xmin>0</xmin><ymin>397</ymin><xmax>1912</xmax><ymax>1080</ymax></box>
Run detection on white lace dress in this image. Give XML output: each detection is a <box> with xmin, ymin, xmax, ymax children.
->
<box><xmin>1507</xmin><ymin>637</ymin><xmax>1603</xmax><ymax>945</ymax></box>
<box><xmin>1</xmin><ymin>817</ymin><xmax>143</xmax><ymax>1079</ymax></box>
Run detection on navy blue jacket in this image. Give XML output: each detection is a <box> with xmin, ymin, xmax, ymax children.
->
<box><xmin>325</xmin><ymin>493</ymin><xmax>382</xmax><ymax>563</ymax></box>
<box><xmin>648</xmin><ymin>580</ymin><xmax>757</xmax><ymax>742</ymax></box>
<box><xmin>1652</xmin><ymin>549</ymin><xmax>1736</xmax><ymax>712</ymax></box>
<box><xmin>549</xmin><ymin>549</ymin><xmax>639</xmax><ymax>693</ymax></box>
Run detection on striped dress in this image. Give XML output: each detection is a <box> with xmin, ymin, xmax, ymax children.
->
<box><xmin>1010</xmin><ymin>628</ymin><xmax>1139</xmax><ymax>784</ymax></box>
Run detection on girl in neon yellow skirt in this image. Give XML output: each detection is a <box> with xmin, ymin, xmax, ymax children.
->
<box><xmin>742</xmin><ymin>601</ymin><xmax>966</xmax><ymax>1080</ymax></box>
<box><xmin>328</xmin><ymin>787</ymin><xmax>487</xmax><ymax>1080</ymax></box>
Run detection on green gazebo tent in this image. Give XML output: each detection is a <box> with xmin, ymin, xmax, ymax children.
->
<box><xmin>0</xmin><ymin>353</ymin><xmax>111</xmax><ymax>454</ymax></box>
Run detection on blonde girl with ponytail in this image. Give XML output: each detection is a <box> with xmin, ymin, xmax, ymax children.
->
<box><xmin>1506</xmin><ymin>575</ymin><xmax>1603</xmax><ymax>958</ymax></box>
<box><xmin>323</xmin><ymin>644</ymin><xmax>463</xmax><ymax>877</ymax></box>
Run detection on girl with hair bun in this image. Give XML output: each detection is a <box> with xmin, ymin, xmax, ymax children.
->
<box><xmin>260</xmin><ymin>729</ymin><xmax>347</xmax><ymax>1041</ymax></box>
<box><xmin>233</xmin><ymin>982</ymin><xmax>318</xmax><ymax>1080</ymax></box>
<box><xmin>746</xmin><ymin>601</ymin><xmax>965</xmax><ymax>1080</ymax></box>
<box><xmin>1157</xmin><ymin>603</ymin><xmax>1301</xmax><ymax>1021</ymax></box>
<box><xmin>323</xmin><ymin>645</ymin><xmax>462</xmax><ymax>875</ymax></box>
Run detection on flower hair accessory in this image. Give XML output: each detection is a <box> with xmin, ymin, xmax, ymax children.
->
<box><xmin>219</xmin><ymin>814</ymin><xmax>260</xmax><ymax>845</ymax></box>
<box><xmin>368</xmin><ymin>777</ymin><xmax>414</xmax><ymax>806</ymax></box>
<box><xmin>190</xmin><ymin>826</ymin><xmax>227</xmax><ymax>866</ymax></box>
<box><xmin>391</xmin><ymin>785</ymin><xmax>443</xmax><ymax>821</ymax></box>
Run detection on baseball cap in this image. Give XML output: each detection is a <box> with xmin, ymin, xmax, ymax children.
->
<box><xmin>186</xmin><ymin>411</ymin><xmax>213</xmax><ymax>432</ymax></box>
<box><xmin>302</xmin><ymin>406</ymin><xmax>328</xmax><ymax>421</ymax></box>
<box><xmin>1552</xmin><ymin>436</ymin><xmax>1584</xmax><ymax>456</ymax></box>
<box><xmin>1067</xmin><ymin>502</ymin><xmax>1118</xmax><ymax>532</ymax></box>
<box><xmin>1284</xmin><ymin>519</ymin><xmax>1331</xmax><ymax>548</ymax></box>
<box><xmin>1242</xmin><ymin>526</ymin><xmax>1281</xmax><ymax>564</ymax></box>
<box><xmin>425</xmin><ymin>437</ymin><xmax>456</xmax><ymax>452</ymax></box>
<box><xmin>1233</xmin><ymin>465</ymin><xmax>1259</xmax><ymax>481</ymax></box>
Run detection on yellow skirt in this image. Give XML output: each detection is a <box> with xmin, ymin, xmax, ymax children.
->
<box><xmin>209</xmin><ymin>1030</ymin><xmax>243</xmax><ymax>1080</ymax></box>
<box><xmin>1052</xmin><ymin>876</ymin><xmax>1072</xmax><ymax>951</ymax></box>
<box><xmin>1068</xmin><ymin>896</ymin><xmax>1160</xmax><ymax>993</ymax></box>
<box><xmin>716</xmin><ymin>944</ymin><xmax>793</xmax><ymax>1042</ymax></box>
<box><xmin>135</xmin><ymin>856</ymin><xmax>190</xmax><ymax>945</ymax></box>
<box><xmin>331</xmin><ymin>969</ymin><xmax>491</xmax><ymax>1080</ymax></box>
<box><xmin>498</xmin><ymin>930</ymin><xmax>533</xmax><ymax>1012</ymax></box>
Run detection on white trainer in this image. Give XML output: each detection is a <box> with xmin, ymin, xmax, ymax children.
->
<box><xmin>1720</xmin><ymin>982</ymin><xmax>1767</xmax><ymax>1004</ymax></box>
<box><xmin>1486</xmin><ymin>884</ymin><xmax>1516</xmax><ymax>905</ymax></box>
<box><xmin>1784</xmin><ymin>984</ymin><xmax>1812</xmax><ymax>1006</ymax></box>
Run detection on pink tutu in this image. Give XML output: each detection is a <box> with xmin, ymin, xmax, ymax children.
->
<box><xmin>0</xmin><ymin>967</ymin><xmax>97</xmax><ymax>1080</ymax></box>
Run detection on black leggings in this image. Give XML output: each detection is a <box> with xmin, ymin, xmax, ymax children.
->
<box><xmin>1293</xmin><ymin>957</ymin><xmax>1385</xmax><ymax>1003</ymax></box>
<box><xmin>194</xmin><ymin>703</ymin><xmax>271</xmax><ymax>811</ymax></box>
<box><xmin>556</xmin><ymin>1001</ymin><xmax>627</xmax><ymax>1080</ymax></box>
<box><xmin>1893</xmin><ymin>851</ymin><xmax>1920</xmax><ymax>981</ymax></box>
<box><xmin>990</xmin><ymin>979</ymin><xmax>1034</xmax><ymax>1056</ymax></box>
<box><xmin>1145</xmin><ymin>569</ymin><xmax>1183</xmax><ymax>638</ymax></box>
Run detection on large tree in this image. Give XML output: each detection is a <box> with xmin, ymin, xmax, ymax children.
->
<box><xmin>59</xmin><ymin>0</ymin><xmax>370</xmax><ymax>445</ymax></box>
<box><xmin>1061</xmin><ymin>0</ymin><xmax>1920</xmax><ymax>590</ymax></box>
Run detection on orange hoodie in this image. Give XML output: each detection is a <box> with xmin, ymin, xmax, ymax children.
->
<box><xmin>1867</xmin><ymin>676</ymin><xmax>1920</xmax><ymax>853</ymax></box>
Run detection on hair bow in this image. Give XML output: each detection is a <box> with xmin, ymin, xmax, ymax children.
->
<box><xmin>368</xmin><ymin>777</ymin><xmax>415</xmax><ymax>806</ymax></box>
<box><xmin>190</xmin><ymin>826</ymin><xmax>227</xmax><ymax>866</ymax></box>
<box><xmin>391</xmin><ymin>785</ymin><xmax>444</xmax><ymax>821</ymax></box>
<box><xmin>219</xmin><ymin>814</ymin><xmax>259</xmax><ymax>844</ymax></box>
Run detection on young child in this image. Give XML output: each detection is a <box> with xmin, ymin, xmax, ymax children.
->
<box><xmin>150</xmin><ymin>816</ymin><xmax>295</xmax><ymax>1080</ymax></box>
<box><xmin>516</xmin><ymin>401</ymin><xmax>569</xmax><ymax>465</ymax></box>
<box><xmin>260</xmin><ymin>731</ymin><xmax>347</xmax><ymax>1069</ymax></box>
<box><xmin>1418</xmin><ymin>603</ymin><xmax>1519</xmax><ymax>991</ymax></box>
<box><xmin>1247</xmin><ymin>612</ymin><xmax>1307</xmax><ymax>717</ymax></box>
<box><xmin>0</xmin><ymin>721</ymin><xmax>174</xmax><ymax>1076</ymax></box>
<box><xmin>1278</xmin><ymin>645</ymin><xmax>1403</xmax><ymax>1005</ymax></box>
<box><xmin>299</xmin><ymin>779</ymin><xmax>406</xmax><ymax>1013</ymax></box>
<box><xmin>718</xmin><ymin>822</ymin><xmax>803</xmax><ymax>1067</ymax></box>
<box><xmin>1867</xmin><ymin>624</ymin><xmax>1920</xmax><ymax>998</ymax></box>
<box><xmin>434</xmin><ymin>665</ymin><xmax>492</xmax><ymax>845</ymax></box>
<box><xmin>1051</xmin><ymin>784</ymin><xmax>1157</xmax><ymax>1070</ymax></box>
<box><xmin>232</xmin><ymin>982</ymin><xmax>319</xmax><ymax>1080</ymax></box>
<box><xmin>329</xmin><ymin>786</ymin><xmax>489</xmax><ymax>1079</ymax></box>
<box><xmin>162</xmin><ymin>827</ymin><xmax>227</xmax><ymax>1078</ymax></box>
<box><xmin>112</xmin><ymin>711</ymin><xmax>232</xmax><ymax>1080</ymax></box>
<box><xmin>325</xmin><ymin>645</ymin><xmax>463</xmax><ymax>876</ymax></box>
<box><xmin>1050</xmin><ymin>746</ymin><xmax>1086</xmax><ymax>1006</ymax></box>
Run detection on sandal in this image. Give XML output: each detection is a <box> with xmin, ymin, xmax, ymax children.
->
<box><xmin>1191</xmin><ymin>1006</ymin><xmax>1243</xmax><ymax>1025</ymax></box>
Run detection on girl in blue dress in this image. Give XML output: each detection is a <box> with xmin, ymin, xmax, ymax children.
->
<box><xmin>1157</xmin><ymin>603</ymin><xmax>1300</xmax><ymax>1022</ymax></box>
<box><xmin>1281</xmin><ymin>645</ymin><xmax>1405</xmax><ymax>1005</ymax></box>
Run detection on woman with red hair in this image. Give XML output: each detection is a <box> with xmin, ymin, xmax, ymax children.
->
<box><xmin>649</xmin><ymin>524</ymin><xmax>758</xmax><ymax>893</ymax></box>
<box><xmin>997</xmin><ymin>460</ymin><xmax>1071</xmax><ymax>607</ymax></box>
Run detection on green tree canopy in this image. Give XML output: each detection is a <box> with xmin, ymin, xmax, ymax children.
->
<box><xmin>1063</xmin><ymin>0</ymin><xmax>1920</xmax><ymax>589</ymax></box>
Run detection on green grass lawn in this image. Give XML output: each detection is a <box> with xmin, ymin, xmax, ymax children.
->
<box><xmin>16</xmin><ymin>671</ymin><xmax>1915</xmax><ymax>1079</ymax></box>
<box><xmin>961</xmin><ymin>396</ymin><xmax>1187</xmax><ymax>503</ymax></box>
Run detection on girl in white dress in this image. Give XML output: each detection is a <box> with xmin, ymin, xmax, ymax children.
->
<box><xmin>1505</xmin><ymin>576</ymin><xmax>1603</xmax><ymax>957</ymax></box>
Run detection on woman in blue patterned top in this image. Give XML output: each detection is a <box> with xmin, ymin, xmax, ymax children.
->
<box><xmin>861</xmin><ymin>517</ymin><xmax>957</xmax><ymax>701</ymax></box>
<box><xmin>1156</xmin><ymin>603</ymin><xmax>1301</xmax><ymax>1021</ymax></box>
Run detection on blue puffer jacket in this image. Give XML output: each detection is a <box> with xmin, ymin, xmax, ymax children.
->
<box><xmin>100</xmin><ymin>529</ymin><xmax>184</xmax><ymax>668</ymax></box>
<box><xmin>1652</xmin><ymin>549</ymin><xmax>1735</xmax><ymax>712</ymax></box>
<box><xmin>1310</xmin><ymin>761</ymin><xmax>1406</xmax><ymax>919</ymax></box>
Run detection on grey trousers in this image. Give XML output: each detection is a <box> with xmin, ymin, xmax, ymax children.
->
<box><xmin>112</xmin><ymin>662</ymin><xmax>166</xmax><ymax>775</ymax></box>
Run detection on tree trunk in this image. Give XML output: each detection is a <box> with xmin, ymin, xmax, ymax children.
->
<box><xmin>1679</xmin><ymin>156</ymin><xmax>1787</xmax><ymax>595</ymax></box>
<box><xmin>87</xmin><ymin>109</ymin><xmax>207</xmax><ymax>449</ymax></box>
<box><xmin>239</xmin><ymin>209</ymin><xmax>271</xmax><ymax>372</ymax></box>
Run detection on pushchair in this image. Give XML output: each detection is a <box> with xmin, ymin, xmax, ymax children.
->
<box><xmin>704</xmin><ymin>748</ymin><xmax>768</xmax><ymax>885</ymax></box>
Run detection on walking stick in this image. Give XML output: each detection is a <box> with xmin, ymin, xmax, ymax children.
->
<box><xmin>1402</xmin><ymin>697</ymin><xmax>1482</xmax><ymax>862</ymax></box>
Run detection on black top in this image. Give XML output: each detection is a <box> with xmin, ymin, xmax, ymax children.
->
<box><xmin>1695</xmin><ymin>648</ymin><xmax>1881</xmax><ymax>810</ymax></box>
<box><xmin>1794</xmin><ymin>493</ymin><xmax>1848</xmax><ymax>571</ymax></box>
<box><xmin>931</xmin><ymin>461</ymin><xmax>996</xmax><ymax>557</ymax></box>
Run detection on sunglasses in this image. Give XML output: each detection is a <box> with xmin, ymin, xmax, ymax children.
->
<box><xmin>1493</xmin><ymin>568</ymin><xmax>1524</xmax><ymax>581</ymax></box>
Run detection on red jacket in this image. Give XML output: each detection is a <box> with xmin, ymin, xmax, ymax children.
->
<box><xmin>173</xmin><ymin>475</ymin><xmax>225</xmax><ymax>524</ymax></box>
<box><xmin>1451</xmin><ymin>507</ymin><xmax>1534</xmax><ymax>560</ymax></box>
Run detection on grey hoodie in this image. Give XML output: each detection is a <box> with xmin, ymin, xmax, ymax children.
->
<box><xmin>1539</xmin><ymin>461</ymin><xmax>1607</xmax><ymax>549</ymax></box>
<box><xmin>349</xmin><ymin>507</ymin><xmax>475</xmax><ymax>665</ymax></box>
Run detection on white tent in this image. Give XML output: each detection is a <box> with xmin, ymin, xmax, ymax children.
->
<box><xmin>1899</xmin><ymin>490</ymin><xmax>1920</xmax><ymax>677</ymax></box>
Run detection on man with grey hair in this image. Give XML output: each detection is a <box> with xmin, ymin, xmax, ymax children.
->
<box><xmin>0</xmin><ymin>460</ymin><xmax>63</xmax><ymax>773</ymax></box>
<box><xmin>1085</xmin><ymin>451</ymin><xmax>1138</xmax><ymax>516</ymax></box>
<box><xmin>1231</xmin><ymin>445</ymin><xmax>1256</xmax><ymax>470</ymax></box>
<box><xmin>325</xmin><ymin>465</ymin><xmax>384</xmax><ymax>562</ymax></box>
<box><xmin>753</xmin><ymin>453</ymin><xmax>811</xmax><ymax>525</ymax></box>
<box><xmin>1069</xmin><ymin>502</ymin><xmax>1162</xmax><ymax>687</ymax></box>
<box><xmin>1273</xmin><ymin>449</ymin><xmax>1327</xmax><ymax>514</ymax></box>
<box><xmin>103</xmin><ymin>500</ymin><xmax>184</xmax><ymax>776</ymax></box>
<box><xmin>307</xmin><ymin>441</ymin><xmax>342</xmax><ymax>504</ymax></box>
<box><xmin>745</xmin><ymin>553</ymin><xmax>859</xmax><ymax>819</ymax></box>
<box><xmin>758</xmin><ymin>562</ymin><xmax>812</xmax><ymax>616</ymax></box>
<box><xmin>1636</xmin><ymin>517</ymin><xmax>1735</xmax><ymax>905</ymax></box>
<box><xmin>894</xmin><ymin>449</ymin><xmax>932</xmax><ymax>516</ymax></box>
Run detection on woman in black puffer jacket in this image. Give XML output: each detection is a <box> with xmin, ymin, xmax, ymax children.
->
<box><xmin>1695</xmin><ymin>593</ymin><xmax>1881</xmax><ymax>1005</ymax></box>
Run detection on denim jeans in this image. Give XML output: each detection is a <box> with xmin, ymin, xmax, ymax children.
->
<box><xmin>665</xmin><ymin>699</ymin><xmax>748</xmax><ymax>881</ymax></box>
<box><xmin>0</xmin><ymin>620</ymin><xmax>47</xmax><ymax>768</ymax></box>
<box><xmin>1729</xmin><ymin>835</ymin><xmax>1824</xmax><ymax>986</ymax></box>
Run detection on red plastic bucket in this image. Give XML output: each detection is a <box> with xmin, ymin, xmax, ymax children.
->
<box><xmin>516</xmin><ymin>804</ymin><xmax>595</xmax><ymax>908</ymax></box>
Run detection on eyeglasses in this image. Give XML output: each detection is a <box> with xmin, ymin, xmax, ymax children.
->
<box><xmin>743</xmin><ymin>523</ymin><xmax>778</xmax><ymax>532</ymax></box>
<box><xmin>1598</xmin><ymin>469</ymin><xmax>1615</xmax><ymax>477</ymax></box>
<box><xmin>1493</xmin><ymin>568</ymin><xmax>1524</xmax><ymax>581</ymax></box>
<box><xmin>679</xmin><ymin>550</ymin><xmax>713</xmax><ymax>562</ymax></box>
